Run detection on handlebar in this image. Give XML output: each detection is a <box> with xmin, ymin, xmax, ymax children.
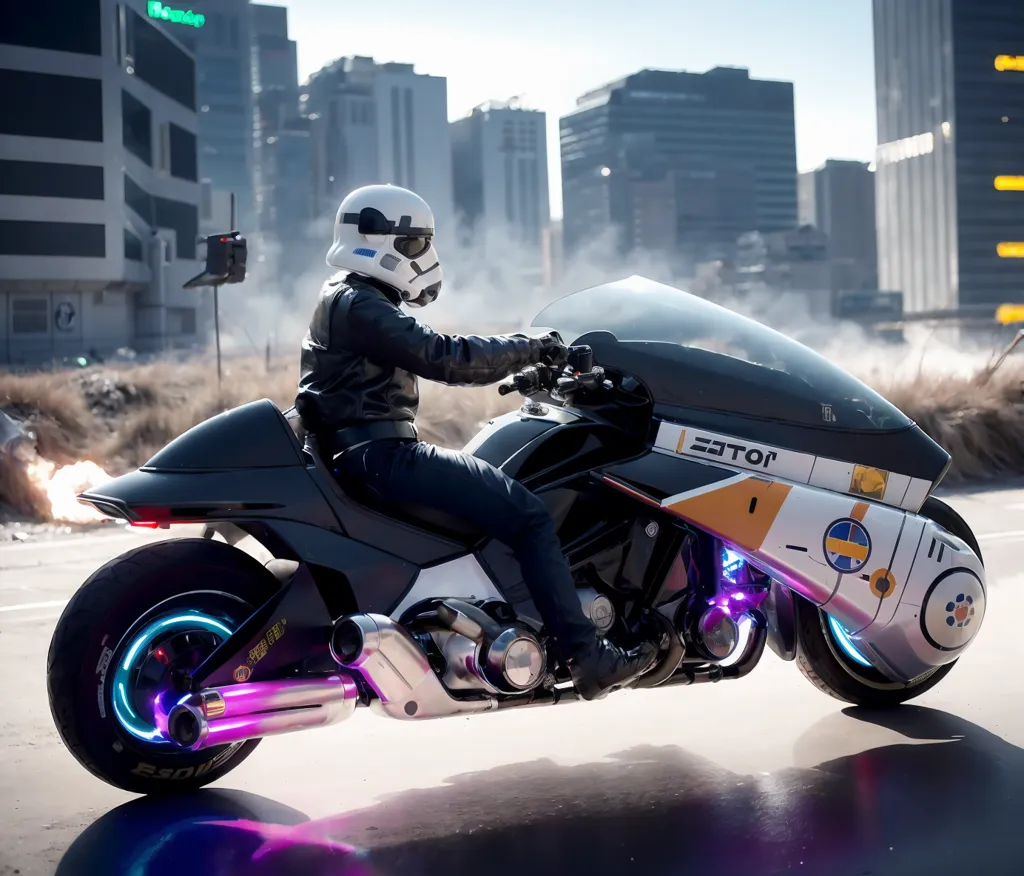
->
<box><xmin>499</xmin><ymin>345</ymin><xmax>611</xmax><ymax>400</ymax></box>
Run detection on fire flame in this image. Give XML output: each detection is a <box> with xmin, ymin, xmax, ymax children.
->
<box><xmin>25</xmin><ymin>458</ymin><xmax>114</xmax><ymax>524</ymax></box>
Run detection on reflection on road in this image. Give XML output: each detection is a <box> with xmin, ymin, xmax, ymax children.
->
<box><xmin>57</xmin><ymin>707</ymin><xmax>1024</xmax><ymax>876</ymax></box>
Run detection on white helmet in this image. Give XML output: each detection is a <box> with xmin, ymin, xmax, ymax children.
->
<box><xmin>326</xmin><ymin>184</ymin><xmax>443</xmax><ymax>307</ymax></box>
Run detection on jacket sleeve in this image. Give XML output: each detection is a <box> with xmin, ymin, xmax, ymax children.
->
<box><xmin>340</xmin><ymin>288</ymin><xmax>543</xmax><ymax>386</ymax></box>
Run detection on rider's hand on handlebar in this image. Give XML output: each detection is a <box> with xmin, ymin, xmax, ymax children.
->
<box><xmin>533</xmin><ymin>331</ymin><xmax>568</xmax><ymax>367</ymax></box>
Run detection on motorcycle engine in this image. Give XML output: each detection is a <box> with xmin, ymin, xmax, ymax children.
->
<box><xmin>674</xmin><ymin>541</ymin><xmax>771</xmax><ymax>663</ymax></box>
<box><xmin>440</xmin><ymin>626</ymin><xmax>547</xmax><ymax>695</ymax></box>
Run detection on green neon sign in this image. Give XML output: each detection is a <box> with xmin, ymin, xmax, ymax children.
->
<box><xmin>147</xmin><ymin>1</ymin><xmax>206</xmax><ymax>28</ymax></box>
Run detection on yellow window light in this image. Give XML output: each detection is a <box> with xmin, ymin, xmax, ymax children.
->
<box><xmin>997</xmin><ymin>242</ymin><xmax>1024</xmax><ymax>258</ymax></box>
<box><xmin>996</xmin><ymin>304</ymin><xmax>1024</xmax><ymax>325</ymax></box>
<box><xmin>995</xmin><ymin>176</ymin><xmax>1024</xmax><ymax>191</ymax></box>
<box><xmin>849</xmin><ymin>466</ymin><xmax>888</xmax><ymax>500</ymax></box>
<box><xmin>995</xmin><ymin>55</ymin><xmax>1024</xmax><ymax>72</ymax></box>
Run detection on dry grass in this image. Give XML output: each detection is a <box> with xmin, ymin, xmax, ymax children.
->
<box><xmin>2</xmin><ymin>354</ymin><xmax>1023</xmax><ymax>521</ymax></box>
<box><xmin>887</xmin><ymin>368</ymin><xmax>1024</xmax><ymax>482</ymax></box>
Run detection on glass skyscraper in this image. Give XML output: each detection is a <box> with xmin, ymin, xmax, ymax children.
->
<box><xmin>559</xmin><ymin>66</ymin><xmax>797</xmax><ymax>263</ymax></box>
<box><xmin>874</xmin><ymin>0</ymin><xmax>1024</xmax><ymax>312</ymax></box>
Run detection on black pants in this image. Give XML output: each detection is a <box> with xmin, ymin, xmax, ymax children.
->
<box><xmin>334</xmin><ymin>439</ymin><xmax>596</xmax><ymax>658</ymax></box>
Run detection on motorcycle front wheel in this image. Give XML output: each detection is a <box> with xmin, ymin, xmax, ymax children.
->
<box><xmin>793</xmin><ymin>497</ymin><xmax>981</xmax><ymax>707</ymax></box>
<box><xmin>47</xmin><ymin>537</ymin><xmax>280</xmax><ymax>794</ymax></box>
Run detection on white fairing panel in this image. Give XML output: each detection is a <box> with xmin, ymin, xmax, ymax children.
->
<box><xmin>855</xmin><ymin>523</ymin><xmax>986</xmax><ymax>681</ymax></box>
<box><xmin>389</xmin><ymin>555</ymin><xmax>503</xmax><ymax>620</ymax></box>
<box><xmin>645</xmin><ymin>421</ymin><xmax>987</xmax><ymax>683</ymax></box>
<box><xmin>654</xmin><ymin>421</ymin><xmax>934</xmax><ymax>512</ymax></box>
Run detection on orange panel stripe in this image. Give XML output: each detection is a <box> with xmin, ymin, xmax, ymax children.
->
<box><xmin>665</xmin><ymin>477</ymin><xmax>791</xmax><ymax>552</ymax></box>
<box><xmin>851</xmin><ymin>502</ymin><xmax>869</xmax><ymax>521</ymax></box>
<box><xmin>675</xmin><ymin>429</ymin><xmax>687</xmax><ymax>454</ymax></box>
<box><xmin>600</xmin><ymin>475</ymin><xmax>662</xmax><ymax>509</ymax></box>
<box><xmin>825</xmin><ymin>537</ymin><xmax>870</xmax><ymax>561</ymax></box>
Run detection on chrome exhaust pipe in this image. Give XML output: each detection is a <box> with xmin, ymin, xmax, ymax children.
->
<box><xmin>166</xmin><ymin>673</ymin><xmax>360</xmax><ymax>750</ymax></box>
<box><xmin>331</xmin><ymin>613</ymin><xmax>495</xmax><ymax>719</ymax></box>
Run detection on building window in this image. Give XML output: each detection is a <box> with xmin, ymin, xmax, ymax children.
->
<box><xmin>198</xmin><ymin>58</ymin><xmax>243</xmax><ymax>100</ymax></box>
<box><xmin>11</xmin><ymin>298</ymin><xmax>49</xmax><ymax>335</ymax></box>
<box><xmin>200</xmin><ymin>180</ymin><xmax>213</xmax><ymax>220</ymax></box>
<box><xmin>5</xmin><ymin>1</ymin><xmax>101</xmax><ymax>55</ymax></box>
<box><xmin>169</xmin><ymin>124</ymin><xmax>198</xmax><ymax>181</ymax></box>
<box><xmin>404</xmin><ymin>88</ymin><xmax>415</xmax><ymax>188</ymax></box>
<box><xmin>0</xmin><ymin>160</ymin><xmax>104</xmax><ymax>200</ymax></box>
<box><xmin>212</xmin><ymin>13</ymin><xmax>225</xmax><ymax>45</ymax></box>
<box><xmin>122</xmin><ymin>90</ymin><xmax>153</xmax><ymax>165</ymax></box>
<box><xmin>154</xmin><ymin>197</ymin><xmax>198</xmax><ymax>259</ymax></box>
<box><xmin>391</xmin><ymin>87</ymin><xmax>402</xmax><ymax>185</ymax></box>
<box><xmin>126</xmin><ymin>8</ymin><xmax>196</xmax><ymax>110</ymax></box>
<box><xmin>167</xmin><ymin>306</ymin><xmax>197</xmax><ymax>335</ymax></box>
<box><xmin>0</xmin><ymin>221</ymin><xmax>106</xmax><ymax>258</ymax></box>
<box><xmin>0</xmin><ymin>70</ymin><xmax>103</xmax><ymax>142</ymax></box>
<box><xmin>124</xmin><ymin>173</ymin><xmax>198</xmax><ymax>259</ymax></box>
<box><xmin>124</xmin><ymin>229</ymin><xmax>144</xmax><ymax>262</ymax></box>
<box><xmin>229</xmin><ymin>18</ymin><xmax>240</xmax><ymax>49</ymax></box>
<box><xmin>125</xmin><ymin>173</ymin><xmax>153</xmax><ymax>223</ymax></box>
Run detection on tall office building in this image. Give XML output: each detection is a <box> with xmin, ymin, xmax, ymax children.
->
<box><xmin>450</xmin><ymin>101</ymin><xmax>550</xmax><ymax>249</ymax></box>
<box><xmin>252</xmin><ymin>3</ymin><xmax>298</xmax><ymax>134</ymax></box>
<box><xmin>798</xmin><ymin>159</ymin><xmax>877</xmax><ymax>288</ymax></box>
<box><xmin>305</xmin><ymin>57</ymin><xmax>453</xmax><ymax>228</ymax></box>
<box><xmin>874</xmin><ymin>0</ymin><xmax>1024</xmax><ymax>312</ymax></box>
<box><xmin>560</xmin><ymin>66</ymin><xmax>797</xmax><ymax>262</ymax></box>
<box><xmin>251</xmin><ymin>3</ymin><xmax>308</xmax><ymax>239</ymax></box>
<box><xmin>1</xmin><ymin>0</ymin><xmax>205</xmax><ymax>363</ymax></box>
<box><xmin>151</xmin><ymin>0</ymin><xmax>256</xmax><ymax>230</ymax></box>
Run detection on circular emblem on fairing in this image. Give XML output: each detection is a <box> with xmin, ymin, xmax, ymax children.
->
<box><xmin>921</xmin><ymin>568</ymin><xmax>986</xmax><ymax>652</ymax></box>
<box><xmin>823</xmin><ymin>519</ymin><xmax>872</xmax><ymax>574</ymax></box>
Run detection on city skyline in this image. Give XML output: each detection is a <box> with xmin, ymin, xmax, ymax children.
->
<box><xmin>284</xmin><ymin>0</ymin><xmax>877</xmax><ymax>218</ymax></box>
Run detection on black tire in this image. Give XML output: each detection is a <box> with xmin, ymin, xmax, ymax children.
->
<box><xmin>46</xmin><ymin>537</ymin><xmax>280</xmax><ymax>795</ymax></box>
<box><xmin>794</xmin><ymin>496</ymin><xmax>981</xmax><ymax>707</ymax></box>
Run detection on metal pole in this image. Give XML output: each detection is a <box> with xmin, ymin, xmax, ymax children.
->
<box><xmin>213</xmin><ymin>192</ymin><xmax>237</xmax><ymax>387</ymax></box>
<box><xmin>214</xmin><ymin>284</ymin><xmax>222</xmax><ymax>385</ymax></box>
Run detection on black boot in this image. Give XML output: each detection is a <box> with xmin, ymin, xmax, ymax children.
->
<box><xmin>569</xmin><ymin>637</ymin><xmax>659</xmax><ymax>701</ymax></box>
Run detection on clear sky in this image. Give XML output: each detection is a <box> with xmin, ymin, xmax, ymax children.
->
<box><xmin>284</xmin><ymin>0</ymin><xmax>877</xmax><ymax>218</ymax></box>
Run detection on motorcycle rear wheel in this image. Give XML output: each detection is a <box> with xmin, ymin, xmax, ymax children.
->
<box><xmin>47</xmin><ymin>537</ymin><xmax>279</xmax><ymax>794</ymax></box>
<box><xmin>794</xmin><ymin>497</ymin><xmax>981</xmax><ymax>707</ymax></box>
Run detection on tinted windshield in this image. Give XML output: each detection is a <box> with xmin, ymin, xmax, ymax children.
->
<box><xmin>530</xmin><ymin>276</ymin><xmax>910</xmax><ymax>431</ymax></box>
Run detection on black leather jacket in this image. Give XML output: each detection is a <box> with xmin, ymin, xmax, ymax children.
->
<box><xmin>296</xmin><ymin>274</ymin><xmax>544</xmax><ymax>436</ymax></box>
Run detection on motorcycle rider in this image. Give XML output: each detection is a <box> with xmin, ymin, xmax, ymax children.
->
<box><xmin>295</xmin><ymin>184</ymin><xmax>657</xmax><ymax>700</ymax></box>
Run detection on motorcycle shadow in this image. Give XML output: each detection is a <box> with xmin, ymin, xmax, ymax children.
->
<box><xmin>57</xmin><ymin>705</ymin><xmax>1024</xmax><ymax>876</ymax></box>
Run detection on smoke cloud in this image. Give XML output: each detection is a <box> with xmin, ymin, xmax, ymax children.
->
<box><xmin>223</xmin><ymin>211</ymin><xmax>1005</xmax><ymax>385</ymax></box>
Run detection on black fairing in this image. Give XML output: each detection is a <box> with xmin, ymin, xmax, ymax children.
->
<box><xmin>144</xmin><ymin>399</ymin><xmax>304</xmax><ymax>471</ymax></box>
<box><xmin>467</xmin><ymin>408</ymin><xmax>576</xmax><ymax>476</ymax></box>
<box><xmin>580</xmin><ymin>334</ymin><xmax>950</xmax><ymax>483</ymax></box>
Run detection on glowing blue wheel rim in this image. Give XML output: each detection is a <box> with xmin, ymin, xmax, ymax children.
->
<box><xmin>826</xmin><ymin>615</ymin><xmax>873</xmax><ymax>668</ymax></box>
<box><xmin>111</xmin><ymin>612</ymin><xmax>234</xmax><ymax>744</ymax></box>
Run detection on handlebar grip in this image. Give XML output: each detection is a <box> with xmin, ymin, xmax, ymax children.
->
<box><xmin>498</xmin><ymin>383</ymin><xmax>514</xmax><ymax>396</ymax></box>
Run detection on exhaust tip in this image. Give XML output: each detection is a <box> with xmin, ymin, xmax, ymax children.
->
<box><xmin>167</xmin><ymin>704</ymin><xmax>204</xmax><ymax>748</ymax></box>
<box><xmin>330</xmin><ymin>618</ymin><xmax>365</xmax><ymax>666</ymax></box>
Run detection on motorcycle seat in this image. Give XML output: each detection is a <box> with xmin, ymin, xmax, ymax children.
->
<box><xmin>331</xmin><ymin>469</ymin><xmax>485</xmax><ymax>541</ymax></box>
<box><xmin>286</xmin><ymin>417</ymin><xmax>484</xmax><ymax>543</ymax></box>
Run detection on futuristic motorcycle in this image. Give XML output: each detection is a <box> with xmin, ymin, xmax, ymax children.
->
<box><xmin>46</xmin><ymin>276</ymin><xmax>987</xmax><ymax>794</ymax></box>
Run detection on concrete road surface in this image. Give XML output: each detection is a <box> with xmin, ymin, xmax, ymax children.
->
<box><xmin>1</xmin><ymin>486</ymin><xmax>1023</xmax><ymax>876</ymax></box>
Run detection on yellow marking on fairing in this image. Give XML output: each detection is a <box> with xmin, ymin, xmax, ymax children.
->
<box><xmin>825</xmin><ymin>537</ymin><xmax>870</xmax><ymax>561</ymax></box>
<box><xmin>665</xmin><ymin>477</ymin><xmax>792</xmax><ymax>552</ymax></box>
<box><xmin>870</xmin><ymin>568</ymin><xmax>898</xmax><ymax>599</ymax></box>
<box><xmin>851</xmin><ymin>502</ymin><xmax>870</xmax><ymax>521</ymax></box>
<box><xmin>850</xmin><ymin>466</ymin><xmax>888</xmax><ymax>500</ymax></box>
<box><xmin>675</xmin><ymin>429</ymin><xmax>687</xmax><ymax>454</ymax></box>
